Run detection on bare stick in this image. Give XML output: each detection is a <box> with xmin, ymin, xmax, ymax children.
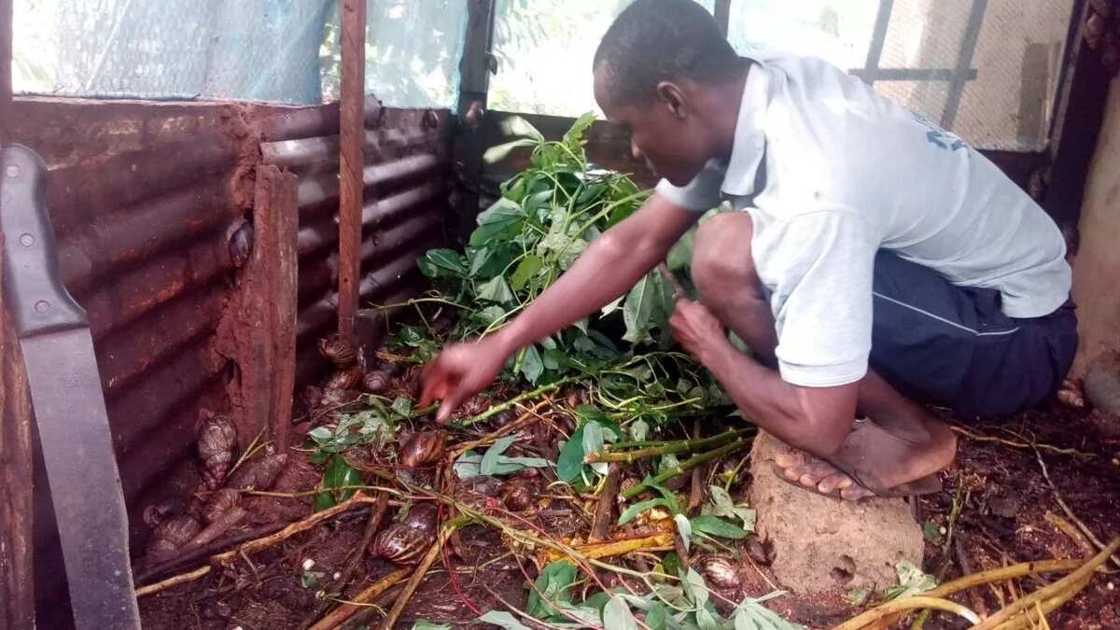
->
<box><xmin>833</xmin><ymin>596</ymin><xmax>980</xmax><ymax>630</ymax></box>
<box><xmin>308</xmin><ymin>567</ymin><xmax>410</xmax><ymax>630</ymax></box>
<box><xmin>301</xmin><ymin>492</ymin><xmax>391</xmax><ymax>629</ymax></box>
<box><xmin>136</xmin><ymin>522</ymin><xmax>289</xmax><ymax>583</ymax></box>
<box><xmin>590</xmin><ymin>464</ymin><xmax>622</xmax><ymax>543</ymax></box>
<box><xmin>688</xmin><ymin>420</ymin><xmax>704</xmax><ymax>512</ymax></box>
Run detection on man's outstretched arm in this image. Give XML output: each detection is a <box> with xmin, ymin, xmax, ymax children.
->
<box><xmin>421</xmin><ymin>193</ymin><xmax>699</xmax><ymax>420</ymax></box>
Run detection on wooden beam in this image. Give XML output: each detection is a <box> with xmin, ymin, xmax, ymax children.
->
<box><xmin>715</xmin><ymin>0</ymin><xmax>731</xmax><ymax>38</ymax></box>
<box><xmin>452</xmin><ymin>0</ymin><xmax>497</xmax><ymax>237</ymax></box>
<box><xmin>0</xmin><ymin>238</ymin><xmax>37</xmax><ymax>630</ymax></box>
<box><xmin>337</xmin><ymin>0</ymin><xmax>366</xmax><ymax>341</ymax></box>
<box><xmin>1</xmin><ymin>0</ymin><xmax>12</xmax><ymax>146</ymax></box>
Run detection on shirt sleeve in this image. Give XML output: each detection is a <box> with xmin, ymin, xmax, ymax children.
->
<box><xmin>654</xmin><ymin>159</ymin><xmax>725</xmax><ymax>212</ymax></box>
<box><xmin>754</xmin><ymin>210</ymin><xmax>880</xmax><ymax>387</ymax></box>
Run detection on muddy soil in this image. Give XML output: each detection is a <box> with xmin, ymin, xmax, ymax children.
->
<box><xmin>138</xmin><ymin>402</ymin><xmax>1119</xmax><ymax>630</ymax></box>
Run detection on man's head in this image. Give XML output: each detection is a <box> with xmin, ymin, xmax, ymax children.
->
<box><xmin>594</xmin><ymin>0</ymin><xmax>744</xmax><ymax>185</ymax></box>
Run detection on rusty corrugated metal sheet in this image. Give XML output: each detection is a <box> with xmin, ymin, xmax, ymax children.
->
<box><xmin>259</xmin><ymin>105</ymin><xmax>453</xmax><ymax>391</ymax></box>
<box><xmin>8</xmin><ymin>97</ymin><xmax>253</xmax><ymax>628</ymax></box>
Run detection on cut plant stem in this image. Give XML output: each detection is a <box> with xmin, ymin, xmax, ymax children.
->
<box><xmin>621</xmin><ymin>439</ymin><xmax>749</xmax><ymax>499</ymax></box>
<box><xmin>591</xmin><ymin>425</ymin><xmax>748</xmax><ymax>461</ymax></box>
<box><xmin>450</xmin><ymin>375</ymin><xmax>582</xmax><ymax>428</ymax></box>
<box><xmin>607</xmin><ymin>428</ymin><xmax>751</xmax><ymax>452</ymax></box>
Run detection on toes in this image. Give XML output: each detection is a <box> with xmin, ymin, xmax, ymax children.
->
<box><xmin>816</xmin><ymin>472</ymin><xmax>853</xmax><ymax>495</ymax></box>
<box><xmin>773</xmin><ymin>452</ymin><xmax>805</xmax><ymax>468</ymax></box>
<box><xmin>840</xmin><ymin>484</ymin><xmax>876</xmax><ymax>501</ymax></box>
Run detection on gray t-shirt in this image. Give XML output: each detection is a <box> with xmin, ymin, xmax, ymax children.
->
<box><xmin>656</xmin><ymin>50</ymin><xmax>1071</xmax><ymax>388</ymax></box>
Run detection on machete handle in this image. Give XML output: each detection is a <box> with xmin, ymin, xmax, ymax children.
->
<box><xmin>0</xmin><ymin>145</ymin><xmax>88</xmax><ymax>337</ymax></box>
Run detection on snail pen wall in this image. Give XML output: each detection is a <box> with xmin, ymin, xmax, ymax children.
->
<box><xmin>0</xmin><ymin>95</ymin><xmax>455</xmax><ymax>627</ymax></box>
<box><xmin>257</xmin><ymin>101</ymin><xmax>453</xmax><ymax>390</ymax></box>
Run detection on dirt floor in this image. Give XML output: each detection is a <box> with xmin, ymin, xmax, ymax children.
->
<box><xmin>136</xmin><ymin>398</ymin><xmax>1120</xmax><ymax>630</ymax></box>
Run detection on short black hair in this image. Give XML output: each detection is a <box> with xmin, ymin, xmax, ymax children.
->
<box><xmin>594</xmin><ymin>0</ymin><xmax>740</xmax><ymax>106</ymax></box>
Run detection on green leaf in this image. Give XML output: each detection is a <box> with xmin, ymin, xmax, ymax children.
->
<box><xmin>646</xmin><ymin>603</ymin><xmax>668</xmax><ymax>630</ymax></box>
<box><xmin>922</xmin><ymin>520</ymin><xmax>942</xmax><ymax>544</ymax></box>
<box><xmin>478</xmin><ymin>275</ymin><xmax>515</xmax><ymax>304</ymax></box>
<box><xmin>556</xmin><ymin>424</ymin><xmax>587</xmax><ymax>483</ymax></box>
<box><xmin>695</xmin><ymin>606</ymin><xmax>720</xmax><ymax>630</ymax></box>
<box><xmin>709</xmin><ymin>485</ymin><xmax>734</xmax><ymax>513</ymax></box>
<box><xmin>690</xmin><ymin>515</ymin><xmax>748</xmax><ymax>540</ymax></box>
<box><xmin>562</xmin><ymin>112</ymin><xmax>598</xmax><ymax>157</ymax></box>
<box><xmin>477</xmin><ymin>610</ymin><xmax>532</xmax><ymax>630</ymax></box>
<box><xmin>666</xmin><ymin>228</ymin><xmax>695</xmax><ymax>272</ymax></box>
<box><xmin>471</xmin><ymin>199</ymin><xmax>524</xmax><ymax>247</ymax></box>
<box><xmin>602</xmin><ymin>595</ymin><xmax>638</xmax><ymax>630</ymax></box>
<box><xmin>411</xmin><ymin>621</ymin><xmax>452</xmax><ymax>630</ymax></box>
<box><xmin>315</xmin><ymin>455</ymin><xmax>361</xmax><ymax>511</ymax></box>
<box><xmin>600</xmin><ymin>295</ymin><xmax>625</xmax><ymax>317</ymax></box>
<box><xmin>734</xmin><ymin>595</ymin><xmax>805</xmax><ymax>630</ymax></box>
<box><xmin>683</xmin><ymin>569</ymin><xmax>709</xmax><ymax>608</ymax></box>
<box><xmin>391</xmin><ymin>397</ymin><xmax>412</xmax><ymax>418</ymax></box>
<box><xmin>583</xmin><ymin>591</ymin><xmax>612</xmax><ymax>613</ymax></box>
<box><xmin>582</xmin><ymin>421</ymin><xmax>608</xmax><ymax>476</ymax></box>
<box><xmin>674</xmin><ymin>514</ymin><xmax>692</xmax><ymax>553</ymax></box>
<box><xmin>453</xmin><ymin>451</ymin><xmax>482</xmax><ymax>479</ymax></box>
<box><xmin>480</xmin><ymin>436</ymin><xmax>516</xmax><ymax>476</ymax></box>
<box><xmin>618</xmin><ymin>498</ymin><xmax>671</xmax><ymax>525</ymax></box>
<box><xmin>630</xmin><ymin>419</ymin><xmax>650</xmax><ymax>442</ymax></box>
<box><xmin>418</xmin><ymin>248</ymin><xmax>467</xmax><ymax>278</ymax></box>
<box><xmin>483</xmin><ymin>137</ymin><xmax>538</xmax><ymax>164</ymax></box>
<box><xmin>519</xmin><ymin>344</ymin><xmax>544</xmax><ymax>384</ymax></box>
<box><xmin>499</xmin><ymin>114</ymin><xmax>545</xmax><ymax>143</ymax></box>
<box><xmin>510</xmin><ymin>255</ymin><xmax>543</xmax><ymax>291</ymax></box>
<box><xmin>885</xmin><ymin>561</ymin><xmax>937</xmax><ymax>600</ymax></box>
<box><xmin>622</xmin><ymin>274</ymin><xmax>657</xmax><ymax>344</ymax></box>
<box><xmin>526</xmin><ymin>560</ymin><xmax>577</xmax><ymax>618</ymax></box>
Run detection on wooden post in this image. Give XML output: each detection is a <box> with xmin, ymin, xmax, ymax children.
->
<box><xmin>337</xmin><ymin>0</ymin><xmax>366</xmax><ymax>342</ymax></box>
<box><xmin>0</xmin><ymin>243</ymin><xmax>37</xmax><ymax>630</ymax></box>
<box><xmin>0</xmin><ymin>0</ymin><xmax>11</xmax><ymax>146</ymax></box>
<box><xmin>0</xmin><ymin>5</ymin><xmax>36</xmax><ymax>626</ymax></box>
<box><xmin>452</xmin><ymin>0</ymin><xmax>497</xmax><ymax>237</ymax></box>
<box><xmin>714</xmin><ymin>0</ymin><xmax>731</xmax><ymax>38</ymax></box>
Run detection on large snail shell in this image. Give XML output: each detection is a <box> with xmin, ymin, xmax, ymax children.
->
<box><xmin>227</xmin><ymin>453</ymin><xmax>289</xmax><ymax>491</ymax></box>
<box><xmin>202</xmin><ymin>488</ymin><xmax>241</xmax><ymax>524</ymax></box>
<box><xmin>694</xmin><ymin>554</ymin><xmax>741</xmax><ymax>589</ymax></box>
<box><xmin>147</xmin><ymin>514</ymin><xmax>202</xmax><ymax>558</ymax></box>
<box><xmin>325</xmin><ymin>367</ymin><xmax>364</xmax><ymax>391</ymax></box>
<box><xmin>398</xmin><ymin>431</ymin><xmax>446</xmax><ymax>469</ymax></box>
<box><xmin>319</xmin><ymin>335</ymin><xmax>357</xmax><ymax>367</ymax></box>
<box><xmin>362</xmin><ymin>370</ymin><xmax>392</xmax><ymax>394</ymax></box>
<box><xmin>197</xmin><ymin>414</ymin><xmax>237</xmax><ymax>490</ymax></box>
<box><xmin>372</xmin><ymin>522</ymin><xmax>429</xmax><ymax>564</ymax></box>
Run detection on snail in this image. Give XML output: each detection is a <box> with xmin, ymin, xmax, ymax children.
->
<box><xmin>202</xmin><ymin>488</ymin><xmax>241</xmax><ymax>524</ymax></box>
<box><xmin>142</xmin><ymin>498</ymin><xmax>183</xmax><ymax>529</ymax></box>
<box><xmin>500</xmin><ymin>480</ymin><xmax>534</xmax><ymax>512</ymax></box>
<box><xmin>325</xmin><ymin>366</ymin><xmax>364</xmax><ymax>391</ymax></box>
<box><xmin>227</xmin><ymin>221</ymin><xmax>254</xmax><ymax>269</ymax></box>
<box><xmin>227</xmin><ymin>453</ymin><xmax>288</xmax><ymax>491</ymax></box>
<box><xmin>318</xmin><ymin>334</ymin><xmax>356</xmax><ymax>367</ymax></box>
<box><xmin>320</xmin><ymin>387</ymin><xmax>361</xmax><ymax>408</ymax></box>
<box><xmin>197</xmin><ymin>413</ymin><xmax>237</xmax><ymax>490</ymax></box>
<box><xmin>398</xmin><ymin>431</ymin><xmax>446</xmax><ymax>469</ymax></box>
<box><xmin>146</xmin><ymin>514</ymin><xmax>202</xmax><ymax>559</ymax></box>
<box><xmin>371</xmin><ymin>504</ymin><xmax>438</xmax><ymax>564</ymax></box>
<box><xmin>362</xmin><ymin>370</ymin><xmax>392</xmax><ymax>394</ymax></box>
<box><xmin>694</xmin><ymin>554</ymin><xmax>740</xmax><ymax>590</ymax></box>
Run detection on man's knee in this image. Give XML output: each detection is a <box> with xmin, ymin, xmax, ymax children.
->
<box><xmin>691</xmin><ymin>213</ymin><xmax>761</xmax><ymax>305</ymax></box>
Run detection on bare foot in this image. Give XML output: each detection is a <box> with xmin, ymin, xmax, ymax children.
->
<box><xmin>773</xmin><ymin>417</ymin><xmax>956</xmax><ymax>501</ymax></box>
<box><xmin>773</xmin><ymin>450</ymin><xmax>877</xmax><ymax>501</ymax></box>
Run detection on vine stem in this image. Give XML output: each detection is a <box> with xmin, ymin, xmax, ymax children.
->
<box><xmin>449</xmin><ymin>376</ymin><xmax>582</xmax><ymax>428</ymax></box>
<box><xmin>621</xmin><ymin>440</ymin><xmax>750</xmax><ymax>500</ymax></box>
<box><xmin>587</xmin><ymin>429</ymin><xmax>749</xmax><ymax>464</ymax></box>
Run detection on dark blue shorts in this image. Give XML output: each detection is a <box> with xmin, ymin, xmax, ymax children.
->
<box><xmin>869</xmin><ymin>252</ymin><xmax>1077</xmax><ymax>419</ymax></box>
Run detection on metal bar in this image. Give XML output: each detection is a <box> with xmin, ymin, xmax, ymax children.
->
<box><xmin>941</xmin><ymin>0</ymin><xmax>988</xmax><ymax>129</ymax></box>
<box><xmin>337</xmin><ymin>0</ymin><xmax>366</xmax><ymax>342</ymax></box>
<box><xmin>714</xmin><ymin>0</ymin><xmax>731</xmax><ymax>38</ymax></box>
<box><xmin>860</xmin><ymin>0</ymin><xmax>895</xmax><ymax>87</ymax></box>
<box><xmin>849</xmin><ymin>68</ymin><xmax>978</xmax><ymax>82</ymax></box>
<box><xmin>258</xmin><ymin>95</ymin><xmax>383</xmax><ymax>142</ymax></box>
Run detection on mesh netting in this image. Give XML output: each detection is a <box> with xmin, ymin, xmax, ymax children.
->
<box><xmin>14</xmin><ymin>0</ymin><xmax>333</xmax><ymax>103</ymax></box>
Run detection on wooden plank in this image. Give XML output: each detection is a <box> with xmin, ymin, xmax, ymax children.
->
<box><xmin>258</xmin><ymin>166</ymin><xmax>299</xmax><ymax>451</ymax></box>
<box><xmin>0</xmin><ymin>0</ymin><xmax>11</xmax><ymax>146</ymax></box>
<box><xmin>452</xmin><ymin>0</ymin><xmax>497</xmax><ymax>234</ymax></box>
<box><xmin>0</xmin><ymin>235</ymin><xmax>37</xmax><ymax>630</ymax></box>
<box><xmin>337</xmin><ymin>0</ymin><xmax>366</xmax><ymax>341</ymax></box>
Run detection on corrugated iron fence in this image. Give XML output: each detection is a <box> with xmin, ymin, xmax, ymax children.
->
<box><xmin>3</xmin><ymin>95</ymin><xmax>452</xmax><ymax>627</ymax></box>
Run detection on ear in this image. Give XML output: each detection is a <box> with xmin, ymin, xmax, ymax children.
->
<box><xmin>655</xmin><ymin>81</ymin><xmax>689</xmax><ymax>120</ymax></box>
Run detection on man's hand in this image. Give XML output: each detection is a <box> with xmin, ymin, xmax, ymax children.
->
<box><xmin>419</xmin><ymin>338</ymin><xmax>509</xmax><ymax>422</ymax></box>
<box><xmin>668</xmin><ymin>298</ymin><xmax>728</xmax><ymax>365</ymax></box>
